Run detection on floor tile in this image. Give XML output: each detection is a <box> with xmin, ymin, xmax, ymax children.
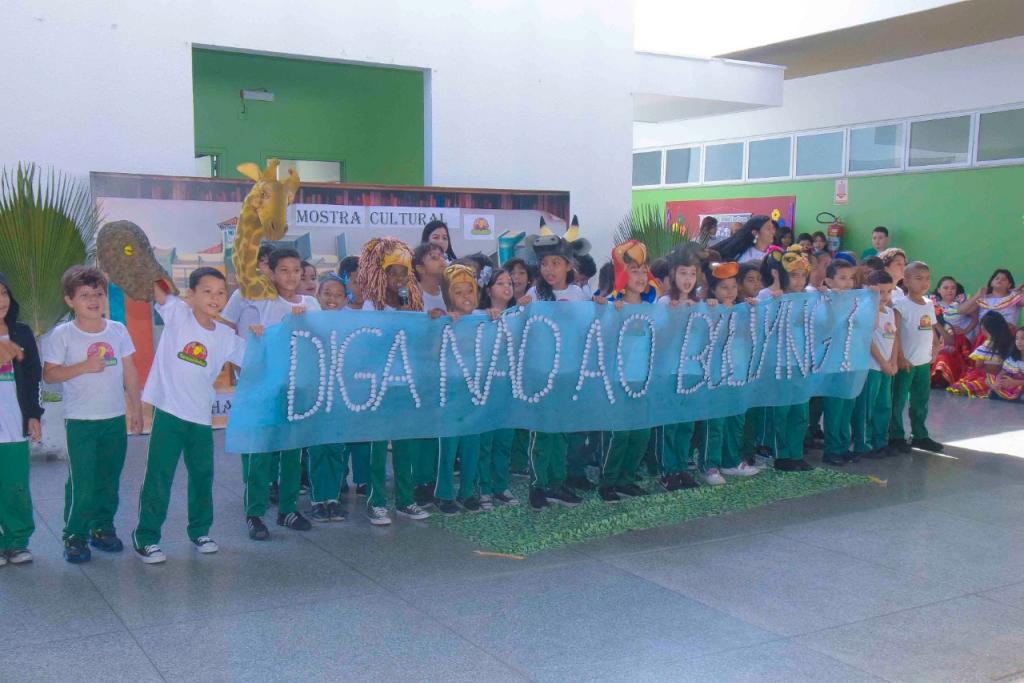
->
<box><xmin>0</xmin><ymin>631</ymin><xmax>162</xmax><ymax>681</ymax></box>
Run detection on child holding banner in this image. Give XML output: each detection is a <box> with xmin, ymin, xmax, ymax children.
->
<box><xmin>654</xmin><ymin>244</ymin><xmax>702</xmax><ymax>492</ymax></box>
<box><xmin>359</xmin><ymin>237</ymin><xmax>436</xmax><ymax>525</ymax></box>
<box><xmin>696</xmin><ymin>262</ymin><xmax>762</xmax><ymax>485</ymax></box>
<box><xmin>522</xmin><ymin>235</ymin><xmax>587</xmax><ymax>511</ymax></box>
<box><xmin>599</xmin><ymin>241</ymin><xmax>658</xmax><ymax>503</ymax></box>
<box><xmin>132</xmin><ymin>268</ymin><xmax>250</xmax><ymax>563</ymax></box>
<box><xmin>42</xmin><ymin>266</ymin><xmax>142</xmax><ymax>563</ymax></box>
<box><xmin>772</xmin><ymin>248</ymin><xmax>815</xmax><ymax>472</ymax></box>
<box><xmin>477</xmin><ymin>267</ymin><xmax>519</xmax><ymax>507</ymax></box>
<box><xmin>434</xmin><ymin>264</ymin><xmax>486</xmax><ymax>514</ymax></box>
<box><xmin>851</xmin><ymin>270</ymin><xmax>899</xmax><ymax>459</ymax></box>
<box><xmin>821</xmin><ymin>259</ymin><xmax>859</xmax><ymax>466</ymax></box>
<box><xmin>241</xmin><ymin>248</ymin><xmax>321</xmax><ymax>540</ymax></box>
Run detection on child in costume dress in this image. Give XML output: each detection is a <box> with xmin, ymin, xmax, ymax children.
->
<box><xmin>989</xmin><ymin>328</ymin><xmax>1024</xmax><ymax>401</ymax></box>
<box><xmin>930</xmin><ymin>276</ymin><xmax>977</xmax><ymax>388</ymax></box>
<box><xmin>946</xmin><ymin>311</ymin><xmax>1014</xmax><ymax>398</ymax></box>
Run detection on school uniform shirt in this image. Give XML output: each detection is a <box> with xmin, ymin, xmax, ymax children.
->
<box><xmin>221</xmin><ymin>289</ymin><xmax>247</xmax><ymax>325</ymax></box>
<box><xmin>142</xmin><ymin>296</ymin><xmax>247</xmax><ymax>426</ymax></box>
<box><xmin>42</xmin><ymin>320</ymin><xmax>135</xmax><ymax>420</ymax></box>
<box><xmin>894</xmin><ymin>296</ymin><xmax>936</xmax><ymax>366</ymax></box>
<box><xmin>891</xmin><ymin>287</ymin><xmax>907</xmax><ymax>302</ymax></box>
<box><xmin>421</xmin><ymin>288</ymin><xmax>447</xmax><ymax>313</ymax></box>
<box><xmin>0</xmin><ymin>334</ymin><xmax>24</xmax><ymax>442</ymax></box>
<box><xmin>525</xmin><ymin>284</ymin><xmax>588</xmax><ymax>302</ymax></box>
<box><xmin>737</xmin><ymin>246</ymin><xmax>767</xmax><ymax>264</ymax></box>
<box><xmin>249</xmin><ymin>294</ymin><xmax>321</xmax><ymax>327</ymax></box>
<box><xmin>868</xmin><ymin>306</ymin><xmax>897</xmax><ymax>371</ymax></box>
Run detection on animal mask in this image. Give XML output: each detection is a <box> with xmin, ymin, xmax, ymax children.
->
<box><xmin>96</xmin><ymin>220</ymin><xmax>178</xmax><ymax>301</ymax></box>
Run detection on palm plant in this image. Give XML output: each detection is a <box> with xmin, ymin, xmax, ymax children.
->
<box><xmin>613</xmin><ymin>203</ymin><xmax>689</xmax><ymax>260</ymax></box>
<box><xmin>0</xmin><ymin>163</ymin><xmax>98</xmax><ymax>336</ymax></box>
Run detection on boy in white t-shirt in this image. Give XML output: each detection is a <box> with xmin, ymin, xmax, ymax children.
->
<box><xmin>413</xmin><ymin>241</ymin><xmax>448</xmax><ymax>316</ymax></box>
<box><xmin>241</xmin><ymin>248</ymin><xmax>321</xmax><ymax>541</ymax></box>
<box><xmin>131</xmin><ymin>268</ymin><xmax>250</xmax><ymax>564</ymax></box>
<box><xmin>890</xmin><ymin>261</ymin><xmax>944</xmax><ymax>454</ymax></box>
<box><xmin>42</xmin><ymin>266</ymin><xmax>142</xmax><ymax>564</ymax></box>
<box><xmin>851</xmin><ymin>270</ymin><xmax>899</xmax><ymax>460</ymax></box>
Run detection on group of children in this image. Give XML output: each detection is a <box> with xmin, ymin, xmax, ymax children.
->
<box><xmin>2</xmin><ymin>216</ymin><xmax>1014</xmax><ymax>568</ymax></box>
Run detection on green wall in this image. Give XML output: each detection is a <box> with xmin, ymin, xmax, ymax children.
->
<box><xmin>192</xmin><ymin>49</ymin><xmax>424</xmax><ymax>185</ymax></box>
<box><xmin>633</xmin><ymin>165</ymin><xmax>1024</xmax><ymax>292</ymax></box>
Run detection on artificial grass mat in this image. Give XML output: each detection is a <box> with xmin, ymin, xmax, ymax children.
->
<box><xmin>429</xmin><ymin>469</ymin><xmax>871</xmax><ymax>555</ymax></box>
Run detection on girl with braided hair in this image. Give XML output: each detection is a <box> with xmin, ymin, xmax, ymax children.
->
<box><xmin>356</xmin><ymin>237</ymin><xmax>438</xmax><ymax>526</ymax></box>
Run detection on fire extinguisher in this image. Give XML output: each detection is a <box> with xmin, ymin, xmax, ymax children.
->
<box><xmin>817</xmin><ymin>211</ymin><xmax>844</xmax><ymax>252</ymax></box>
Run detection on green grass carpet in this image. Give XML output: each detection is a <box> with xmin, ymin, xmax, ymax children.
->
<box><xmin>430</xmin><ymin>469</ymin><xmax>871</xmax><ymax>555</ymax></box>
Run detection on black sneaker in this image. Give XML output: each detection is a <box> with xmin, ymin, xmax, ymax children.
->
<box><xmin>675</xmin><ymin>471</ymin><xmax>700</xmax><ymax>488</ymax></box>
<box><xmin>247</xmin><ymin>515</ymin><xmax>270</xmax><ymax>541</ymax></box>
<box><xmin>598</xmin><ymin>486</ymin><xmax>621</xmax><ymax>503</ymax></box>
<box><xmin>775</xmin><ymin>458</ymin><xmax>814</xmax><ymax>472</ymax></box>
<box><xmin>459</xmin><ymin>497</ymin><xmax>483</xmax><ymax>513</ymax></box>
<box><xmin>844</xmin><ymin>452</ymin><xmax>861</xmax><ymax>464</ymax></box>
<box><xmin>355</xmin><ymin>483</ymin><xmax>368</xmax><ymax>497</ymax></box>
<box><xmin>328</xmin><ymin>501</ymin><xmax>347</xmax><ymax>522</ymax></box>
<box><xmin>89</xmin><ymin>528</ymin><xmax>124</xmax><ymax>553</ymax></box>
<box><xmin>133</xmin><ymin>544</ymin><xmax>165</xmax><ymax>564</ymax></box>
<box><xmin>545</xmin><ymin>486</ymin><xmax>582</xmax><ymax>507</ymax></box>
<box><xmin>277</xmin><ymin>511</ymin><xmax>312</xmax><ymax>531</ymax></box>
<box><xmin>615</xmin><ymin>483</ymin><xmax>647</xmax><ymax>498</ymax></box>
<box><xmin>437</xmin><ymin>499</ymin><xmax>461</xmax><ymax>516</ymax></box>
<box><xmin>861</xmin><ymin>448</ymin><xmax>888</xmax><ymax>460</ymax></box>
<box><xmin>890</xmin><ymin>438</ymin><xmax>912</xmax><ymax>454</ymax></box>
<box><xmin>911</xmin><ymin>437</ymin><xmax>945</xmax><ymax>453</ymax></box>
<box><xmin>822</xmin><ymin>454</ymin><xmax>846</xmax><ymax>466</ymax></box>
<box><xmin>63</xmin><ymin>537</ymin><xmax>91</xmax><ymax>564</ymax></box>
<box><xmin>413</xmin><ymin>484</ymin><xmax>434</xmax><ymax>506</ymax></box>
<box><xmin>529</xmin><ymin>487</ymin><xmax>548</xmax><ymax>511</ymax></box>
<box><xmin>565</xmin><ymin>475</ymin><xmax>595</xmax><ymax>491</ymax></box>
<box><xmin>269</xmin><ymin>481</ymin><xmax>280</xmax><ymax>505</ymax></box>
<box><xmin>309</xmin><ymin>503</ymin><xmax>331</xmax><ymax>523</ymax></box>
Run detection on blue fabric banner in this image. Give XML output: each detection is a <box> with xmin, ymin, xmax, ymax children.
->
<box><xmin>225</xmin><ymin>291</ymin><xmax>877</xmax><ymax>453</ymax></box>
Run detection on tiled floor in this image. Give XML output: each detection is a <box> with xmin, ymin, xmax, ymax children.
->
<box><xmin>4</xmin><ymin>392</ymin><xmax>1024</xmax><ymax>682</ymax></box>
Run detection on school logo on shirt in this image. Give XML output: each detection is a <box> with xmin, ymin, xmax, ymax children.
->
<box><xmin>177</xmin><ymin>341</ymin><xmax>208</xmax><ymax>367</ymax></box>
<box><xmin>87</xmin><ymin>341</ymin><xmax>118</xmax><ymax>366</ymax></box>
<box><xmin>882</xmin><ymin>322</ymin><xmax>896</xmax><ymax>339</ymax></box>
<box><xmin>0</xmin><ymin>360</ymin><xmax>12</xmax><ymax>381</ymax></box>
<box><xmin>917</xmin><ymin>315</ymin><xmax>933</xmax><ymax>331</ymax></box>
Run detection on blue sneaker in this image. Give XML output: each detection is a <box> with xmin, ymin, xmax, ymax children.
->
<box><xmin>89</xmin><ymin>529</ymin><xmax>124</xmax><ymax>553</ymax></box>
<box><xmin>64</xmin><ymin>537</ymin><xmax>92</xmax><ymax>564</ymax></box>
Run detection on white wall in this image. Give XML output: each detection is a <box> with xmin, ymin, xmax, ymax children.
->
<box><xmin>0</xmin><ymin>0</ymin><xmax>635</xmax><ymax>259</ymax></box>
<box><xmin>634</xmin><ymin>35</ymin><xmax>1024</xmax><ymax>148</ymax></box>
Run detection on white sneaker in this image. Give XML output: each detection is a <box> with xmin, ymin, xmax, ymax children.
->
<box><xmin>494</xmin><ymin>490</ymin><xmax>520</xmax><ymax>506</ymax></box>
<box><xmin>5</xmin><ymin>549</ymin><xmax>32</xmax><ymax>564</ymax></box>
<box><xmin>135</xmin><ymin>545</ymin><xmax>166</xmax><ymax>564</ymax></box>
<box><xmin>192</xmin><ymin>536</ymin><xmax>219</xmax><ymax>554</ymax></box>
<box><xmin>367</xmin><ymin>506</ymin><xmax>392</xmax><ymax>526</ymax></box>
<box><xmin>0</xmin><ymin>553</ymin><xmax>7</xmax><ymax>567</ymax></box>
<box><xmin>396</xmin><ymin>503</ymin><xmax>430</xmax><ymax>520</ymax></box>
<box><xmin>720</xmin><ymin>462</ymin><xmax>762</xmax><ymax>477</ymax></box>
<box><xmin>702</xmin><ymin>469</ymin><xmax>727</xmax><ymax>486</ymax></box>
<box><xmin>479</xmin><ymin>495</ymin><xmax>493</xmax><ymax>511</ymax></box>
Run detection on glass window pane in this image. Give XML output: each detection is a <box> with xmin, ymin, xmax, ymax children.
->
<box><xmin>848</xmin><ymin>124</ymin><xmax>903</xmax><ymax>172</ymax></box>
<box><xmin>796</xmin><ymin>131</ymin><xmax>843</xmax><ymax>176</ymax></box>
<box><xmin>747</xmin><ymin>137</ymin><xmax>791</xmax><ymax>179</ymax></box>
<box><xmin>665</xmin><ymin>147</ymin><xmax>699</xmax><ymax>184</ymax></box>
<box><xmin>632</xmin><ymin>151</ymin><xmax>662</xmax><ymax>186</ymax></box>
<box><xmin>704</xmin><ymin>142</ymin><xmax>744</xmax><ymax>182</ymax></box>
<box><xmin>909</xmin><ymin>116</ymin><xmax>970</xmax><ymax>167</ymax></box>
<box><xmin>276</xmin><ymin>159</ymin><xmax>343</xmax><ymax>182</ymax></box>
<box><xmin>978</xmin><ymin>108</ymin><xmax>1024</xmax><ymax>162</ymax></box>
<box><xmin>194</xmin><ymin>155</ymin><xmax>217</xmax><ymax>177</ymax></box>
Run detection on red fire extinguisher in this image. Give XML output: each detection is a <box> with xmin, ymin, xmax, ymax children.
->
<box><xmin>817</xmin><ymin>211</ymin><xmax>844</xmax><ymax>252</ymax></box>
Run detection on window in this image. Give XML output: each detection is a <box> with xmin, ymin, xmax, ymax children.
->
<box><xmin>796</xmin><ymin>131</ymin><xmax>843</xmax><ymax>176</ymax></box>
<box><xmin>632</xmin><ymin>150</ymin><xmax>662</xmax><ymax>186</ymax></box>
<box><xmin>704</xmin><ymin>142</ymin><xmax>744</xmax><ymax>182</ymax></box>
<box><xmin>194</xmin><ymin>154</ymin><xmax>219</xmax><ymax>177</ymax></box>
<box><xmin>848</xmin><ymin>123</ymin><xmax>903</xmax><ymax>172</ymax></box>
<box><xmin>977</xmin><ymin>108</ymin><xmax>1024</xmax><ymax>162</ymax></box>
<box><xmin>909</xmin><ymin>115</ymin><xmax>970</xmax><ymax>167</ymax></box>
<box><xmin>747</xmin><ymin>137</ymin><xmax>791</xmax><ymax>179</ymax></box>
<box><xmin>665</xmin><ymin>147</ymin><xmax>699</xmax><ymax>184</ymax></box>
<box><xmin>276</xmin><ymin>159</ymin><xmax>343</xmax><ymax>182</ymax></box>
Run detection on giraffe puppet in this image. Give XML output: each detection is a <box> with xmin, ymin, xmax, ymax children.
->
<box><xmin>231</xmin><ymin>159</ymin><xmax>301</xmax><ymax>301</ymax></box>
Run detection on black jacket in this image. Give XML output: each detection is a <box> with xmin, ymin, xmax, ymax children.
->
<box><xmin>0</xmin><ymin>273</ymin><xmax>43</xmax><ymax>435</ymax></box>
